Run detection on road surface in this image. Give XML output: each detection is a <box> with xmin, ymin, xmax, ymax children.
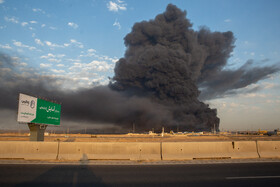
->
<box><xmin>0</xmin><ymin>161</ymin><xmax>280</xmax><ymax>186</ymax></box>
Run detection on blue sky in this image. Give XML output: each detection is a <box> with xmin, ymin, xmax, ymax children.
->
<box><xmin>0</xmin><ymin>0</ymin><xmax>279</xmax><ymax>131</ymax></box>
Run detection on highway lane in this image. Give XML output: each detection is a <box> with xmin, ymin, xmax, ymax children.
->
<box><xmin>0</xmin><ymin>162</ymin><xmax>280</xmax><ymax>186</ymax></box>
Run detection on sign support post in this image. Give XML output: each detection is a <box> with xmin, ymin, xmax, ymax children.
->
<box><xmin>28</xmin><ymin>123</ymin><xmax>48</xmax><ymax>141</ymax></box>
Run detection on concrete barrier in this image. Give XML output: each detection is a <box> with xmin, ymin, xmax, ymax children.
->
<box><xmin>231</xmin><ymin>141</ymin><xmax>260</xmax><ymax>159</ymax></box>
<box><xmin>0</xmin><ymin>141</ymin><xmax>268</xmax><ymax>161</ymax></box>
<box><xmin>162</xmin><ymin>141</ymin><xmax>259</xmax><ymax>160</ymax></box>
<box><xmin>58</xmin><ymin>142</ymin><xmax>161</xmax><ymax>161</ymax></box>
<box><xmin>0</xmin><ymin>141</ymin><xmax>58</xmax><ymax>160</ymax></box>
<box><xmin>257</xmin><ymin>141</ymin><xmax>280</xmax><ymax>158</ymax></box>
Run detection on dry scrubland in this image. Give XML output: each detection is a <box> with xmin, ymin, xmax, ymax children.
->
<box><xmin>0</xmin><ymin>133</ymin><xmax>280</xmax><ymax>142</ymax></box>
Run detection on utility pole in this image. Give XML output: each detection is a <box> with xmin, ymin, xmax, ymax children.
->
<box><xmin>133</xmin><ymin>123</ymin><xmax>135</xmax><ymax>133</ymax></box>
<box><xmin>214</xmin><ymin>123</ymin><xmax>216</xmax><ymax>134</ymax></box>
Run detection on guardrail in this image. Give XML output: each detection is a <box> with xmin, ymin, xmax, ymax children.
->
<box><xmin>0</xmin><ymin>141</ymin><xmax>279</xmax><ymax>161</ymax></box>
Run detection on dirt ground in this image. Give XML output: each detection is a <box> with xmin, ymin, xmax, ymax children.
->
<box><xmin>0</xmin><ymin>133</ymin><xmax>280</xmax><ymax>142</ymax></box>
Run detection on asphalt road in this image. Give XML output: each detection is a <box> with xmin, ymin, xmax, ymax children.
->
<box><xmin>1</xmin><ymin>162</ymin><xmax>280</xmax><ymax>186</ymax></box>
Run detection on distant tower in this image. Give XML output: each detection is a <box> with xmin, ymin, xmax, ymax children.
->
<box><xmin>132</xmin><ymin>122</ymin><xmax>135</xmax><ymax>133</ymax></box>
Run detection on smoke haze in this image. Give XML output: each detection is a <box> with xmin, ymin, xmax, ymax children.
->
<box><xmin>0</xmin><ymin>4</ymin><xmax>279</xmax><ymax>132</ymax></box>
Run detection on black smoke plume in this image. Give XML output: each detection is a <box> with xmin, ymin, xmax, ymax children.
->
<box><xmin>0</xmin><ymin>4</ymin><xmax>279</xmax><ymax>132</ymax></box>
<box><xmin>109</xmin><ymin>4</ymin><xmax>235</xmax><ymax>131</ymax></box>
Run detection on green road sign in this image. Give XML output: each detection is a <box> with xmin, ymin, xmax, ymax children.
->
<box><xmin>18</xmin><ymin>93</ymin><xmax>61</xmax><ymax>125</ymax></box>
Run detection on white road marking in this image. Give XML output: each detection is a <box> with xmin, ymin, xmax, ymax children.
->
<box><xmin>226</xmin><ymin>176</ymin><xmax>280</xmax><ymax>180</ymax></box>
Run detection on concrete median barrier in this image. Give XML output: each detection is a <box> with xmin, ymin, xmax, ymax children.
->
<box><xmin>162</xmin><ymin>141</ymin><xmax>259</xmax><ymax>160</ymax></box>
<box><xmin>231</xmin><ymin>141</ymin><xmax>260</xmax><ymax>159</ymax></box>
<box><xmin>0</xmin><ymin>141</ymin><xmax>59</xmax><ymax>160</ymax></box>
<box><xmin>257</xmin><ymin>141</ymin><xmax>280</xmax><ymax>158</ymax></box>
<box><xmin>0</xmin><ymin>141</ymin><xmax>266</xmax><ymax>161</ymax></box>
<box><xmin>58</xmin><ymin>142</ymin><xmax>161</xmax><ymax>161</ymax></box>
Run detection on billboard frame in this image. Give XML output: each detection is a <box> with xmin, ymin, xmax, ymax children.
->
<box><xmin>17</xmin><ymin>93</ymin><xmax>61</xmax><ymax>126</ymax></box>
<box><xmin>17</xmin><ymin>93</ymin><xmax>61</xmax><ymax>141</ymax></box>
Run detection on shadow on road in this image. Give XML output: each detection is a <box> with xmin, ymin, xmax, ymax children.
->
<box><xmin>16</xmin><ymin>154</ymin><xmax>107</xmax><ymax>187</ymax></box>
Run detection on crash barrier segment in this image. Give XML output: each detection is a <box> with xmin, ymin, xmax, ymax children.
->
<box><xmin>0</xmin><ymin>141</ymin><xmax>59</xmax><ymax>160</ymax></box>
<box><xmin>1</xmin><ymin>141</ymin><xmax>279</xmax><ymax>160</ymax></box>
<box><xmin>161</xmin><ymin>141</ymin><xmax>260</xmax><ymax>160</ymax></box>
<box><xmin>57</xmin><ymin>142</ymin><xmax>161</xmax><ymax>161</ymax></box>
<box><xmin>257</xmin><ymin>141</ymin><xmax>280</xmax><ymax>158</ymax></box>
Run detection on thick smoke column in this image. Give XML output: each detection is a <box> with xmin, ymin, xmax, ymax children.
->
<box><xmin>1</xmin><ymin>4</ymin><xmax>279</xmax><ymax>132</ymax></box>
<box><xmin>110</xmin><ymin>4</ymin><xmax>235</xmax><ymax>131</ymax></box>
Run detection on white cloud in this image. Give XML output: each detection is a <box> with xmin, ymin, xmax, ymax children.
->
<box><xmin>32</xmin><ymin>8</ymin><xmax>45</xmax><ymax>14</ymax></box>
<box><xmin>69</xmin><ymin>60</ymin><xmax>113</xmax><ymax>72</ymax></box>
<box><xmin>40</xmin><ymin>63</ymin><xmax>52</xmax><ymax>68</ymax></box>
<box><xmin>20</xmin><ymin>62</ymin><xmax>27</xmax><ymax>66</ymax></box>
<box><xmin>11</xmin><ymin>56</ymin><xmax>20</xmax><ymax>61</ymax></box>
<box><xmin>41</xmin><ymin>24</ymin><xmax>46</xmax><ymax>28</ymax></box>
<box><xmin>45</xmin><ymin>41</ymin><xmax>52</xmax><ymax>46</ymax></box>
<box><xmin>263</xmin><ymin>82</ymin><xmax>277</xmax><ymax>89</ymax></box>
<box><xmin>40</xmin><ymin>53</ymin><xmax>55</xmax><ymax>59</ymax></box>
<box><xmin>68</xmin><ymin>22</ymin><xmax>79</xmax><ymax>29</ymax></box>
<box><xmin>48</xmin><ymin>58</ymin><xmax>61</xmax><ymax>63</ymax></box>
<box><xmin>12</xmin><ymin>61</ymin><xmax>28</xmax><ymax>67</ymax></box>
<box><xmin>0</xmin><ymin>43</ymin><xmax>12</xmax><ymax>49</ymax></box>
<box><xmin>21</xmin><ymin>22</ymin><xmax>28</xmax><ymax>27</ymax></box>
<box><xmin>4</xmin><ymin>16</ymin><xmax>19</xmax><ymax>24</ymax></box>
<box><xmin>113</xmin><ymin>19</ymin><xmax>121</xmax><ymax>29</ymax></box>
<box><xmin>64</xmin><ymin>61</ymin><xmax>111</xmax><ymax>88</ymax></box>
<box><xmin>99</xmin><ymin>55</ymin><xmax>119</xmax><ymax>63</ymax></box>
<box><xmin>67</xmin><ymin>58</ymin><xmax>81</xmax><ymax>63</ymax></box>
<box><xmin>70</xmin><ymin>39</ymin><xmax>84</xmax><ymax>48</ymax></box>
<box><xmin>242</xmin><ymin>93</ymin><xmax>267</xmax><ymax>98</ymax></box>
<box><xmin>49</xmin><ymin>26</ymin><xmax>57</xmax><ymax>30</ymax></box>
<box><xmin>88</xmin><ymin>49</ymin><xmax>96</xmax><ymax>53</ymax></box>
<box><xmin>107</xmin><ymin>0</ymin><xmax>127</xmax><ymax>12</ymax></box>
<box><xmin>29</xmin><ymin>21</ymin><xmax>37</xmax><ymax>24</ymax></box>
<box><xmin>35</xmin><ymin>38</ymin><xmax>44</xmax><ymax>46</ymax></box>
<box><xmin>51</xmin><ymin>69</ymin><xmax>65</xmax><ymax>73</ymax></box>
<box><xmin>224</xmin><ymin>19</ymin><xmax>231</xmax><ymax>23</ymax></box>
<box><xmin>12</xmin><ymin>40</ymin><xmax>37</xmax><ymax>51</ymax></box>
<box><xmin>57</xmin><ymin>64</ymin><xmax>65</xmax><ymax>67</ymax></box>
<box><xmin>79</xmin><ymin>49</ymin><xmax>119</xmax><ymax>63</ymax></box>
<box><xmin>56</xmin><ymin>54</ymin><xmax>66</xmax><ymax>58</ymax></box>
<box><xmin>40</xmin><ymin>53</ymin><xmax>65</xmax><ymax>63</ymax></box>
<box><xmin>0</xmin><ymin>0</ymin><xmax>5</xmax><ymax>4</ymax></box>
<box><xmin>89</xmin><ymin>60</ymin><xmax>113</xmax><ymax>71</ymax></box>
<box><xmin>80</xmin><ymin>48</ymin><xmax>98</xmax><ymax>57</ymax></box>
<box><xmin>45</xmin><ymin>41</ymin><xmax>64</xmax><ymax>48</ymax></box>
